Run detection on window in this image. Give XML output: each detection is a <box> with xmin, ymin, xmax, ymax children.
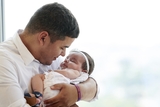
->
<box><xmin>0</xmin><ymin>0</ymin><xmax>4</xmax><ymax>42</ymax></box>
<box><xmin>3</xmin><ymin>0</ymin><xmax>160</xmax><ymax>107</ymax></box>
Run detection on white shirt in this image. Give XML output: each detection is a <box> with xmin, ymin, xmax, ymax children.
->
<box><xmin>0</xmin><ymin>30</ymin><xmax>99</xmax><ymax>107</ymax></box>
<box><xmin>0</xmin><ymin>30</ymin><xmax>62</xmax><ymax>107</ymax></box>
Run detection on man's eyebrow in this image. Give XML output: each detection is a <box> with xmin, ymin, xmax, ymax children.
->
<box><xmin>64</xmin><ymin>46</ymin><xmax>69</xmax><ymax>48</ymax></box>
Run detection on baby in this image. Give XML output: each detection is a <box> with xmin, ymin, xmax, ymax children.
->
<box><xmin>25</xmin><ymin>49</ymin><xmax>95</xmax><ymax>107</ymax></box>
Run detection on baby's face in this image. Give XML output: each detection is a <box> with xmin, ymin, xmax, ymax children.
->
<box><xmin>60</xmin><ymin>52</ymin><xmax>85</xmax><ymax>71</ymax></box>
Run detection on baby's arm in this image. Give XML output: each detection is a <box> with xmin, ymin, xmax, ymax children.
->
<box><xmin>54</xmin><ymin>69</ymin><xmax>80</xmax><ymax>79</ymax></box>
<box><xmin>31</xmin><ymin>74</ymin><xmax>45</xmax><ymax>94</ymax></box>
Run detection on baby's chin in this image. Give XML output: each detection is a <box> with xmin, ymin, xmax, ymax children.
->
<box><xmin>60</xmin><ymin>66</ymin><xmax>67</xmax><ymax>69</ymax></box>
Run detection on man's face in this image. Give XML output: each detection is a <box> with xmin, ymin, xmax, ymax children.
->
<box><xmin>39</xmin><ymin>36</ymin><xmax>75</xmax><ymax>65</ymax></box>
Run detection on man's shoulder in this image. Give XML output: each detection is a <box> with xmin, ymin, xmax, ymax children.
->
<box><xmin>0</xmin><ymin>40</ymin><xmax>22</xmax><ymax>65</ymax></box>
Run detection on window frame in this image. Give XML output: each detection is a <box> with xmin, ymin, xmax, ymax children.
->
<box><xmin>0</xmin><ymin>0</ymin><xmax>5</xmax><ymax>42</ymax></box>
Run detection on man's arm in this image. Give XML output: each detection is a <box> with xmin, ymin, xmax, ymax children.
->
<box><xmin>0</xmin><ymin>56</ymin><xmax>31</xmax><ymax>107</ymax></box>
<box><xmin>78</xmin><ymin>77</ymin><xmax>97</xmax><ymax>101</ymax></box>
<box><xmin>43</xmin><ymin>77</ymin><xmax>98</xmax><ymax>107</ymax></box>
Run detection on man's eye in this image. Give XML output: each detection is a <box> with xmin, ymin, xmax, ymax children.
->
<box><xmin>61</xmin><ymin>47</ymin><xmax>64</xmax><ymax>50</ymax></box>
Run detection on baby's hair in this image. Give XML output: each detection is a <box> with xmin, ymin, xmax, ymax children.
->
<box><xmin>81</xmin><ymin>51</ymin><xmax>95</xmax><ymax>75</ymax></box>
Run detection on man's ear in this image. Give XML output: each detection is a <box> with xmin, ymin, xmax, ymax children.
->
<box><xmin>37</xmin><ymin>31</ymin><xmax>49</xmax><ymax>46</ymax></box>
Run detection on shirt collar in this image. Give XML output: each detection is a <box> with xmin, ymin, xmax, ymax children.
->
<box><xmin>13</xmin><ymin>29</ymin><xmax>37</xmax><ymax>65</ymax></box>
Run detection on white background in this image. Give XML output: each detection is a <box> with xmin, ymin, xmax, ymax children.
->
<box><xmin>4</xmin><ymin>0</ymin><xmax>160</xmax><ymax>107</ymax></box>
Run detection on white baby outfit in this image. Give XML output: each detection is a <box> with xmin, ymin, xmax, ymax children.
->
<box><xmin>42</xmin><ymin>71</ymin><xmax>88</xmax><ymax>106</ymax></box>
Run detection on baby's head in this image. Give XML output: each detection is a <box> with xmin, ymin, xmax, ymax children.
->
<box><xmin>60</xmin><ymin>49</ymin><xmax>95</xmax><ymax>75</ymax></box>
<box><xmin>78</xmin><ymin>50</ymin><xmax>95</xmax><ymax>75</ymax></box>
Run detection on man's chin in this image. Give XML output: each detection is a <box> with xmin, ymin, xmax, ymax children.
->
<box><xmin>41</xmin><ymin>61</ymin><xmax>52</xmax><ymax>65</ymax></box>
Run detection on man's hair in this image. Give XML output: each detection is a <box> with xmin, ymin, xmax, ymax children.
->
<box><xmin>81</xmin><ymin>51</ymin><xmax>95</xmax><ymax>75</ymax></box>
<box><xmin>25</xmin><ymin>2</ymin><xmax>79</xmax><ymax>43</ymax></box>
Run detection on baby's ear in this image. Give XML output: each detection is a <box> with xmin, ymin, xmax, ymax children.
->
<box><xmin>82</xmin><ymin>69</ymin><xmax>88</xmax><ymax>73</ymax></box>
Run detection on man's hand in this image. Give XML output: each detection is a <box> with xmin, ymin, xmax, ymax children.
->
<box><xmin>44</xmin><ymin>83</ymin><xmax>78</xmax><ymax>107</ymax></box>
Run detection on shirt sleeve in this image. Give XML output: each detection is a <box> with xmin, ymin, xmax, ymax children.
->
<box><xmin>8</xmin><ymin>99</ymin><xmax>31</xmax><ymax>107</ymax></box>
<box><xmin>0</xmin><ymin>55</ymin><xmax>31</xmax><ymax>107</ymax></box>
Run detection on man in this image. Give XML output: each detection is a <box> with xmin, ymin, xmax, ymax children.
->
<box><xmin>0</xmin><ymin>2</ymin><xmax>97</xmax><ymax>107</ymax></box>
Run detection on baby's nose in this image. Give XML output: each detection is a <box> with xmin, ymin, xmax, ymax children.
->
<box><xmin>64</xmin><ymin>59</ymin><xmax>69</xmax><ymax>63</ymax></box>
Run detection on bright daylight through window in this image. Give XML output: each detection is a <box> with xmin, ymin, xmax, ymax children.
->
<box><xmin>3</xmin><ymin>0</ymin><xmax>160</xmax><ymax>107</ymax></box>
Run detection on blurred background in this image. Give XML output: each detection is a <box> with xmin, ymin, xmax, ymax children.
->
<box><xmin>1</xmin><ymin>0</ymin><xmax>160</xmax><ymax>107</ymax></box>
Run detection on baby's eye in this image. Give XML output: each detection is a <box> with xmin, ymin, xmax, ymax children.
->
<box><xmin>70</xmin><ymin>59</ymin><xmax>75</xmax><ymax>63</ymax></box>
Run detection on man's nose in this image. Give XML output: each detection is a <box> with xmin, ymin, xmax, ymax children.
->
<box><xmin>60</xmin><ymin>50</ymin><xmax>66</xmax><ymax>57</ymax></box>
